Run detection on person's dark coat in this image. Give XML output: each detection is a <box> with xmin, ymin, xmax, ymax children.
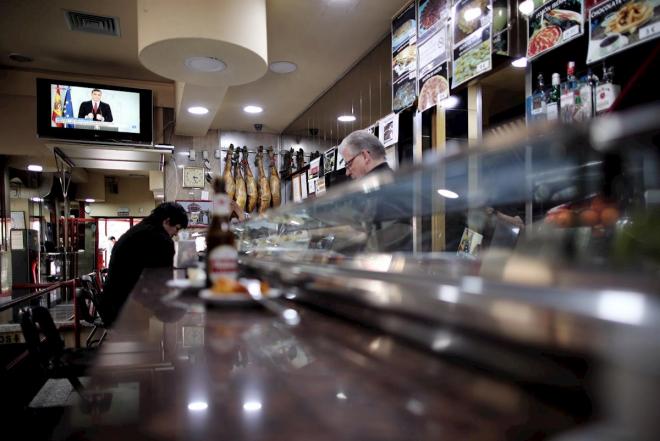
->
<box><xmin>100</xmin><ymin>220</ymin><xmax>174</xmax><ymax>324</ymax></box>
<box><xmin>78</xmin><ymin>100</ymin><xmax>113</xmax><ymax>122</ymax></box>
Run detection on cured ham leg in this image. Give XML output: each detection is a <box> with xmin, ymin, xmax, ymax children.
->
<box><xmin>255</xmin><ymin>146</ymin><xmax>271</xmax><ymax>214</ymax></box>
<box><xmin>242</xmin><ymin>147</ymin><xmax>258</xmax><ymax>213</ymax></box>
<box><xmin>233</xmin><ymin>149</ymin><xmax>246</xmax><ymax>211</ymax></box>
<box><xmin>267</xmin><ymin>147</ymin><xmax>281</xmax><ymax>208</ymax></box>
<box><xmin>223</xmin><ymin>145</ymin><xmax>235</xmax><ymax>200</ymax></box>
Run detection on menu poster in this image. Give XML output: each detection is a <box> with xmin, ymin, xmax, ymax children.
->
<box><xmin>492</xmin><ymin>0</ymin><xmax>510</xmax><ymax>55</ymax></box>
<box><xmin>379</xmin><ymin>113</ymin><xmax>400</xmax><ymax>147</ymax></box>
<box><xmin>392</xmin><ymin>2</ymin><xmax>418</xmax><ymax>113</ymax></box>
<box><xmin>292</xmin><ymin>174</ymin><xmax>302</xmax><ymax>203</ymax></box>
<box><xmin>452</xmin><ymin>0</ymin><xmax>493</xmax><ymax>87</ymax></box>
<box><xmin>457</xmin><ymin>227</ymin><xmax>484</xmax><ymax>259</ymax></box>
<box><xmin>308</xmin><ymin>157</ymin><xmax>321</xmax><ymax>180</ymax></box>
<box><xmin>316</xmin><ymin>176</ymin><xmax>327</xmax><ymax>195</ymax></box>
<box><xmin>323</xmin><ymin>148</ymin><xmax>337</xmax><ymax>175</ymax></box>
<box><xmin>417</xmin><ymin>0</ymin><xmax>450</xmax><ymax>112</ymax></box>
<box><xmin>587</xmin><ymin>0</ymin><xmax>660</xmax><ymax>63</ymax></box>
<box><xmin>301</xmin><ymin>171</ymin><xmax>308</xmax><ymax>199</ymax></box>
<box><xmin>308</xmin><ymin>177</ymin><xmax>318</xmax><ymax>195</ymax></box>
<box><xmin>527</xmin><ymin>0</ymin><xmax>585</xmax><ymax>60</ymax></box>
<box><xmin>452</xmin><ymin>26</ymin><xmax>493</xmax><ymax>87</ymax></box>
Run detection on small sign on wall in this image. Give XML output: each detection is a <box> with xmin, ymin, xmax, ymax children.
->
<box><xmin>117</xmin><ymin>208</ymin><xmax>130</xmax><ymax>216</ymax></box>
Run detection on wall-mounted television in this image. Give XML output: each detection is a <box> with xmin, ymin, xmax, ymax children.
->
<box><xmin>36</xmin><ymin>78</ymin><xmax>153</xmax><ymax>145</ymax></box>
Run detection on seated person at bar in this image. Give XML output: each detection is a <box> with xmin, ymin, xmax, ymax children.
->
<box><xmin>338</xmin><ymin>130</ymin><xmax>412</xmax><ymax>252</ymax></box>
<box><xmin>101</xmin><ymin>202</ymin><xmax>188</xmax><ymax>325</ymax></box>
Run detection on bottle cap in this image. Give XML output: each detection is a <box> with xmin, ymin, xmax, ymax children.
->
<box><xmin>567</xmin><ymin>61</ymin><xmax>575</xmax><ymax>75</ymax></box>
<box><xmin>552</xmin><ymin>73</ymin><xmax>560</xmax><ymax>85</ymax></box>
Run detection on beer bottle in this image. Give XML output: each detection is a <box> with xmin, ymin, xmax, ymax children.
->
<box><xmin>206</xmin><ymin>177</ymin><xmax>238</xmax><ymax>286</ymax></box>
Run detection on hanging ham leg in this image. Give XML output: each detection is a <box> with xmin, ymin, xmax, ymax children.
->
<box><xmin>233</xmin><ymin>149</ymin><xmax>246</xmax><ymax>211</ymax></box>
<box><xmin>223</xmin><ymin>145</ymin><xmax>235</xmax><ymax>200</ymax></box>
<box><xmin>267</xmin><ymin>147</ymin><xmax>281</xmax><ymax>208</ymax></box>
<box><xmin>242</xmin><ymin>147</ymin><xmax>258</xmax><ymax>213</ymax></box>
<box><xmin>255</xmin><ymin>146</ymin><xmax>271</xmax><ymax>214</ymax></box>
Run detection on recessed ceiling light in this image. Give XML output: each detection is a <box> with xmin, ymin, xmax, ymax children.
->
<box><xmin>511</xmin><ymin>57</ymin><xmax>528</xmax><ymax>68</ymax></box>
<box><xmin>31</xmin><ymin>197</ymin><xmax>43</xmax><ymax>202</ymax></box>
<box><xmin>185</xmin><ymin>56</ymin><xmax>226</xmax><ymax>72</ymax></box>
<box><xmin>243</xmin><ymin>105</ymin><xmax>263</xmax><ymax>114</ymax></box>
<box><xmin>269</xmin><ymin>61</ymin><xmax>297</xmax><ymax>74</ymax></box>
<box><xmin>463</xmin><ymin>7</ymin><xmax>482</xmax><ymax>21</ymax></box>
<box><xmin>437</xmin><ymin>189</ymin><xmax>459</xmax><ymax>199</ymax></box>
<box><xmin>518</xmin><ymin>0</ymin><xmax>534</xmax><ymax>15</ymax></box>
<box><xmin>27</xmin><ymin>164</ymin><xmax>43</xmax><ymax>172</ymax></box>
<box><xmin>85</xmin><ymin>198</ymin><xmax>96</xmax><ymax>203</ymax></box>
<box><xmin>337</xmin><ymin>115</ymin><xmax>356</xmax><ymax>122</ymax></box>
<box><xmin>9</xmin><ymin>53</ymin><xmax>34</xmax><ymax>63</ymax></box>
<box><xmin>188</xmin><ymin>106</ymin><xmax>209</xmax><ymax>115</ymax></box>
<box><xmin>187</xmin><ymin>401</ymin><xmax>208</xmax><ymax>412</ymax></box>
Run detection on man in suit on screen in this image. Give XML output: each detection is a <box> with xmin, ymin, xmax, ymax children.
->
<box><xmin>78</xmin><ymin>88</ymin><xmax>113</xmax><ymax>122</ymax></box>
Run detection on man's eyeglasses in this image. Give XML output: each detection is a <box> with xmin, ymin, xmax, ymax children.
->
<box><xmin>344</xmin><ymin>150</ymin><xmax>365</xmax><ymax>169</ymax></box>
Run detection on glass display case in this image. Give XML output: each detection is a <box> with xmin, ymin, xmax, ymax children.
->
<box><xmin>233</xmin><ymin>105</ymin><xmax>660</xmax><ymax>439</ymax></box>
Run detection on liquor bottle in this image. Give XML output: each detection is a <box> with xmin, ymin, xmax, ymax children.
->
<box><xmin>206</xmin><ymin>177</ymin><xmax>238</xmax><ymax>286</ymax></box>
<box><xmin>595</xmin><ymin>65</ymin><xmax>620</xmax><ymax>115</ymax></box>
<box><xmin>531</xmin><ymin>73</ymin><xmax>547</xmax><ymax>122</ymax></box>
<box><xmin>573</xmin><ymin>89</ymin><xmax>587</xmax><ymax>122</ymax></box>
<box><xmin>546</xmin><ymin>73</ymin><xmax>561</xmax><ymax>121</ymax></box>
<box><xmin>560</xmin><ymin>61</ymin><xmax>577</xmax><ymax>123</ymax></box>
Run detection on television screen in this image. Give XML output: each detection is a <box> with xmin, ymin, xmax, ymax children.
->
<box><xmin>36</xmin><ymin>78</ymin><xmax>153</xmax><ymax>145</ymax></box>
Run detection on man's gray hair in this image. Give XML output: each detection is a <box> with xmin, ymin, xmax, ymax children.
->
<box><xmin>338</xmin><ymin>130</ymin><xmax>386</xmax><ymax>160</ymax></box>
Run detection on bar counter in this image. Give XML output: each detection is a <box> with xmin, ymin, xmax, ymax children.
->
<box><xmin>54</xmin><ymin>268</ymin><xmax>583</xmax><ymax>440</ymax></box>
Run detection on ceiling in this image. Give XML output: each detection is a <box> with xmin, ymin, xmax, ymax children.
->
<box><xmin>0</xmin><ymin>0</ymin><xmax>407</xmax><ymax>136</ymax></box>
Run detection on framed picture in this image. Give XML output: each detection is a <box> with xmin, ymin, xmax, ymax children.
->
<box><xmin>324</xmin><ymin>148</ymin><xmax>337</xmax><ymax>174</ymax></box>
<box><xmin>182</xmin><ymin>166</ymin><xmax>205</xmax><ymax>188</ymax></box>
<box><xmin>176</xmin><ymin>200</ymin><xmax>212</xmax><ymax>226</ymax></box>
<box><xmin>10</xmin><ymin>211</ymin><xmax>25</xmax><ymax>229</ymax></box>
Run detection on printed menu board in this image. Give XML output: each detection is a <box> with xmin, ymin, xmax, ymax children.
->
<box><xmin>452</xmin><ymin>0</ymin><xmax>493</xmax><ymax>87</ymax></box>
<box><xmin>379</xmin><ymin>113</ymin><xmax>400</xmax><ymax>147</ymax></box>
<box><xmin>417</xmin><ymin>0</ymin><xmax>451</xmax><ymax>112</ymax></box>
<box><xmin>492</xmin><ymin>0</ymin><xmax>510</xmax><ymax>55</ymax></box>
<box><xmin>392</xmin><ymin>2</ymin><xmax>418</xmax><ymax>113</ymax></box>
<box><xmin>587</xmin><ymin>0</ymin><xmax>660</xmax><ymax>63</ymax></box>
<box><xmin>527</xmin><ymin>0</ymin><xmax>585</xmax><ymax>60</ymax></box>
<box><xmin>323</xmin><ymin>148</ymin><xmax>337</xmax><ymax>174</ymax></box>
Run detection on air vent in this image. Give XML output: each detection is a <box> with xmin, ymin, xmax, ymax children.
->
<box><xmin>64</xmin><ymin>10</ymin><xmax>121</xmax><ymax>37</ymax></box>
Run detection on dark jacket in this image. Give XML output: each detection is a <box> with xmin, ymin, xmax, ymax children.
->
<box><xmin>363</xmin><ymin>162</ymin><xmax>413</xmax><ymax>252</ymax></box>
<box><xmin>100</xmin><ymin>220</ymin><xmax>174</xmax><ymax>324</ymax></box>
<box><xmin>78</xmin><ymin>100</ymin><xmax>113</xmax><ymax>122</ymax></box>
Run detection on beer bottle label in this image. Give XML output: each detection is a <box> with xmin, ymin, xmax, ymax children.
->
<box><xmin>213</xmin><ymin>194</ymin><xmax>232</xmax><ymax>216</ymax></box>
<box><xmin>208</xmin><ymin>245</ymin><xmax>238</xmax><ymax>282</ymax></box>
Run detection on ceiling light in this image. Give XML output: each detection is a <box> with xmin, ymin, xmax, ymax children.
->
<box><xmin>463</xmin><ymin>7</ymin><xmax>482</xmax><ymax>21</ymax></box>
<box><xmin>269</xmin><ymin>61</ymin><xmax>297</xmax><ymax>74</ymax></box>
<box><xmin>31</xmin><ymin>197</ymin><xmax>43</xmax><ymax>202</ymax></box>
<box><xmin>188</xmin><ymin>106</ymin><xmax>209</xmax><ymax>115</ymax></box>
<box><xmin>439</xmin><ymin>96</ymin><xmax>460</xmax><ymax>109</ymax></box>
<box><xmin>243</xmin><ymin>401</ymin><xmax>262</xmax><ymax>412</ymax></box>
<box><xmin>188</xmin><ymin>401</ymin><xmax>209</xmax><ymax>412</ymax></box>
<box><xmin>85</xmin><ymin>198</ymin><xmax>95</xmax><ymax>203</ymax></box>
<box><xmin>518</xmin><ymin>0</ymin><xmax>534</xmax><ymax>16</ymax></box>
<box><xmin>27</xmin><ymin>164</ymin><xmax>43</xmax><ymax>172</ymax></box>
<box><xmin>336</xmin><ymin>392</ymin><xmax>348</xmax><ymax>400</ymax></box>
<box><xmin>185</xmin><ymin>56</ymin><xmax>226</xmax><ymax>72</ymax></box>
<box><xmin>437</xmin><ymin>189</ymin><xmax>459</xmax><ymax>199</ymax></box>
<box><xmin>511</xmin><ymin>57</ymin><xmax>528</xmax><ymax>68</ymax></box>
<box><xmin>243</xmin><ymin>105</ymin><xmax>263</xmax><ymax>114</ymax></box>
<box><xmin>337</xmin><ymin>115</ymin><xmax>356</xmax><ymax>122</ymax></box>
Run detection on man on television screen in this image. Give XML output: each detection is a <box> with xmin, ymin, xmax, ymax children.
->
<box><xmin>78</xmin><ymin>88</ymin><xmax>113</xmax><ymax>122</ymax></box>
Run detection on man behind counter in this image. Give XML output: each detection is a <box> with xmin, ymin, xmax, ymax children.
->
<box><xmin>338</xmin><ymin>130</ymin><xmax>412</xmax><ymax>252</ymax></box>
<box><xmin>101</xmin><ymin>202</ymin><xmax>188</xmax><ymax>325</ymax></box>
<box><xmin>78</xmin><ymin>88</ymin><xmax>113</xmax><ymax>122</ymax></box>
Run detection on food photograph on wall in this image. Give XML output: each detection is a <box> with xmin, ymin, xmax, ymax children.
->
<box><xmin>587</xmin><ymin>0</ymin><xmax>660</xmax><ymax>63</ymax></box>
<box><xmin>417</xmin><ymin>0</ymin><xmax>450</xmax><ymax>111</ymax></box>
<box><xmin>527</xmin><ymin>0</ymin><xmax>585</xmax><ymax>60</ymax></box>
<box><xmin>452</xmin><ymin>0</ymin><xmax>493</xmax><ymax>87</ymax></box>
<box><xmin>392</xmin><ymin>2</ymin><xmax>418</xmax><ymax>113</ymax></box>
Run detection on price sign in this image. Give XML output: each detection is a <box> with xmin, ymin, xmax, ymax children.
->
<box><xmin>562</xmin><ymin>26</ymin><xmax>580</xmax><ymax>41</ymax></box>
<box><xmin>640</xmin><ymin>22</ymin><xmax>660</xmax><ymax>40</ymax></box>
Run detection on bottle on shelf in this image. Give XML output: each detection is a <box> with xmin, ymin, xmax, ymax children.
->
<box><xmin>595</xmin><ymin>64</ymin><xmax>620</xmax><ymax>115</ymax></box>
<box><xmin>531</xmin><ymin>73</ymin><xmax>547</xmax><ymax>122</ymax></box>
<box><xmin>546</xmin><ymin>73</ymin><xmax>561</xmax><ymax>121</ymax></box>
<box><xmin>560</xmin><ymin>61</ymin><xmax>578</xmax><ymax>123</ymax></box>
<box><xmin>206</xmin><ymin>176</ymin><xmax>238</xmax><ymax>287</ymax></box>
